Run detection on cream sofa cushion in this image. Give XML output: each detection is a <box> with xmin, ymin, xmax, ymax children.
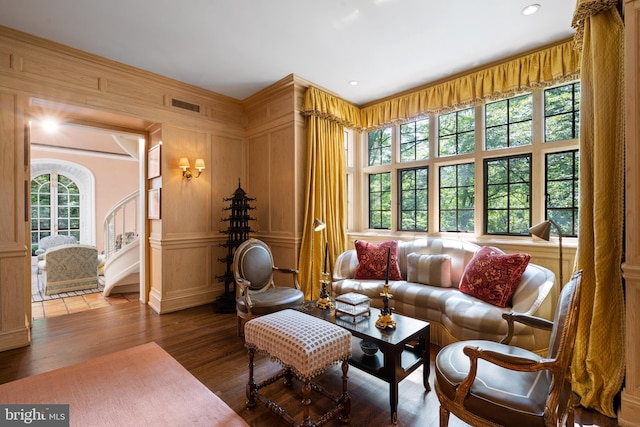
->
<box><xmin>406</xmin><ymin>253</ymin><xmax>452</xmax><ymax>287</ymax></box>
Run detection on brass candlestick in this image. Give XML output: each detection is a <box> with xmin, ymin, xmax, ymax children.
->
<box><xmin>376</xmin><ymin>247</ymin><xmax>396</xmax><ymax>329</ymax></box>
<box><xmin>316</xmin><ymin>272</ymin><xmax>332</xmax><ymax>310</ymax></box>
<box><xmin>376</xmin><ymin>282</ymin><xmax>396</xmax><ymax>329</ymax></box>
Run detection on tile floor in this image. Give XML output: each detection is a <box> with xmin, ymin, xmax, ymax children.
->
<box><xmin>32</xmin><ymin>291</ymin><xmax>139</xmax><ymax>320</ymax></box>
<box><xmin>31</xmin><ymin>255</ymin><xmax>139</xmax><ymax>320</ymax></box>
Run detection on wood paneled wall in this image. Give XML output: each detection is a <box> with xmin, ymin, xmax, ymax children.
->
<box><xmin>242</xmin><ymin>75</ymin><xmax>310</xmax><ymax>270</ymax></box>
<box><xmin>0</xmin><ymin>89</ymin><xmax>30</xmax><ymax>351</ymax></box>
<box><xmin>620</xmin><ymin>1</ymin><xmax>640</xmax><ymax>425</ymax></box>
<box><xmin>0</xmin><ymin>25</ymin><xmax>248</xmax><ymax>349</ymax></box>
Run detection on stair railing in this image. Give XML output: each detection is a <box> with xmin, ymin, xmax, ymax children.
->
<box><xmin>104</xmin><ymin>191</ymin><xmax>139</xmax><ymax>260</ymax></box>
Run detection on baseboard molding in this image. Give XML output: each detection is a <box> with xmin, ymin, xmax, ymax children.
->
<box><xmin>148</xmin><ymin>287</ymin><xmax>218</xmax><ymax>314</ymax></box>
<box><xmin>0</xmin><ymin>326</ymin><xmax>30</xmax><ymax>351</ymax></box>
<box><xmin>619</xmin><ymin>389</ymin><xmax>640</xmax><ymax>426</ymax></box>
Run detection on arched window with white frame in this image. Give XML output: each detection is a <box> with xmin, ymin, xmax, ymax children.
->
<box><xmin>30</xmin><ymin>160</ymin><xmax>96</xmax><ymax>250</ymax></box>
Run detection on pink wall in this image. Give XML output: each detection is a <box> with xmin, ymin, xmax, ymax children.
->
<box><xmin>30</xmin><ymin>149</ymin><xmax>139</xmax><ymax>253</ymax></box>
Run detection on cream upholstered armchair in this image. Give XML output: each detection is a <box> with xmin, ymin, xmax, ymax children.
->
<box><xmin>42</xmin><ymin>244</ymin><xmax>100</xmax><ymax>295</ymax></box>
<box><xmin>233</xmin><ymin>238</ymin><xmax>305</xmax><ymax>336</ymax></box>
<box><xmin>35</xmin><ymin>235</ymin><xmax>79</xmax><ymax>274</ymax></box>
<box><xmin>434</xmin><ymin>270</ymin><xmax>583</xmax><ymax>427</ymax></box>
<box><xmin>35</xmin><ymin>234</ymin><xmax>78</xmax><ymax>260</ymax></box>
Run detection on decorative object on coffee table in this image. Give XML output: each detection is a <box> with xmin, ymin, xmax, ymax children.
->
<box><xmin>376</xmin><ymin>247</ymin><xmax>396</xmax><ymax>329</ymax></box>
<box><xmin>214</xmin><ymin>180</ymin><xmax>256</xmax><ymax>313</ymax></box>
<box><xmin>359</xmin><ymin>339</ymin><xmax>379</xmax><ymax>356</ymax></box>
<box><xmin>335</xmin><ymin>292</ymin><xmax>371</xmax><ymax>321</ymax></box>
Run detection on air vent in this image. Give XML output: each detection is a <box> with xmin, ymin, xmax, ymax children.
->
<box><xmin>171</xmin><ymin>98</ymin><xmax>201</xmax><ymax>113</ymax></box>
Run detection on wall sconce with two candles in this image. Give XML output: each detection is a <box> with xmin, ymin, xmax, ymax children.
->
<box><xmin>179</xmin><ymin>157</ymin><xmax>205</xmax><ymax>180</ymax></box>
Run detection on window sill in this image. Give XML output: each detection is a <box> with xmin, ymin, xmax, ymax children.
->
<box><xmin>346</xmin><ymin>230</ymin><xmax>578</xmax><ymax>250</ymax></box>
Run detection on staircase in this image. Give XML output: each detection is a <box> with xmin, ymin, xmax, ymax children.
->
<box><xmin>103</xmin><ymin>191</ymin><xmax>140</xmax><ymax>296</ymax></box>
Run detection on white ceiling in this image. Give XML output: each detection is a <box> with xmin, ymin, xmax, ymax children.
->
<box><xmin>0</xmin><ymin>0</ymin><xmax>576</xmax><ymax>106</ymax></box>
<box><xmin>30</xmin><ymin>121</ymin><xmax>135</xmax><ymax>156</ymax></box>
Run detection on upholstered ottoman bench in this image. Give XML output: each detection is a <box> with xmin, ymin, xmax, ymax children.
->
<box><xmin>244</xmin><ymin>309</ymin><xmax>352</xmax><ymax>426</ymax></box>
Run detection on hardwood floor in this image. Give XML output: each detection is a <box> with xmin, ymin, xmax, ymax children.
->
<box><xmin>0</xmin><ymin>301</ymin><xmax>619</xmax><ymax>426</ymax></box>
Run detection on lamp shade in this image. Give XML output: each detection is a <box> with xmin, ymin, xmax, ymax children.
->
<box><xmin>194</xmin><ymin>158</ymin><xmax>205</xmax><ymax>171</ymax></box>
<box><xmin>313</xmin><ymin>218</ymin><xmax>326</xmax><ymax>232</ymax></box>
<box><xmin>529</xmin><ymin>220</ymin><xmax>551</xmax><ymax>241</ymax></box>
<box><xmin>178</xmin><ymin>157</ymin><xmax>190</xmax><ymax>170</ymax></box>
<box><xmin>529</xmin><ymin>219</ymin><xmax>563</xmax><ymax>286</ymax></box>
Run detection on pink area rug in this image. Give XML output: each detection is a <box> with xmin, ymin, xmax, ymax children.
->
<box><xmin>0</xmin><ymin>342</ymin><xmax>248</xmax><ymax>427</ymax></box>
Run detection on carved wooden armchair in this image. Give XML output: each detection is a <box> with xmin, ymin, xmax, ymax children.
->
<box><xmin>435</xmin><ymin>270</ymin><xmax>583</xmax><ymax>427</ymax></box>
<box><xmin>233</xmin><ymin>238</ymin><xmax>304</xmax><ymax>336</ymax></box>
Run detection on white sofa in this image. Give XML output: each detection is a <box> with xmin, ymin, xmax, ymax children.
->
<box><xmin>332</xmin><ymin>238</ymin><xmax>558</xmax><ymax>353</ymax></box>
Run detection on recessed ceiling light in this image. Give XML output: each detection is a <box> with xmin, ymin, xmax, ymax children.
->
<box><xmin>41</xmin><ymin>119</ymin><xmax>59</xmax><ymax>133</ymax></box>
<box><xmin>522</xmin><ymin>4</ymin><xmax>541</xmax><ymax>16</ymax></box>
<box><xmin>349</xmin><ymin>80</ymin><xmax>359</xmax><ymax>86</ymax></box>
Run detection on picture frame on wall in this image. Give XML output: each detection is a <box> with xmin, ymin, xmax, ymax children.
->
<box><xmin>147</xmin><ymin>144</ymin><xmax>161</xmax><ymax>179</ymax></box>
<box><xmin>148</xmin><ymin>188</ymin><xmax>161</xmax><ymax>219</ymax></box>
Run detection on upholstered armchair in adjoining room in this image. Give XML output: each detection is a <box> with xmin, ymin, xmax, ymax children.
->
<box><xmin>35</xmin><ymin>234</ymin><xmax>78</xmax><ymax>260</ymax></box>
<box><xmin>42</xmin><ymin>244</ymin><xmax>100</xmax><ymax>295</ymax></box>
<box><xmin>434</xmin><ymin>270</ymin><xmax>583</xmax><ymax>427</ymax></box>
<box><xmin>35</xmin><ymin>234</ymin><xmax>79</xmax><ymax>274</ymax></box>
<box><xmin>233</xmin><ymin>238</ymin><xmax>305</xmax><ymax>336</ymax></box>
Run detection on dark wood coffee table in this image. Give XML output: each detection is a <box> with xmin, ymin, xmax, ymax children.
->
<box><xmin>299</xmin><ymin>301</ymin><xmax>430</xmax><ymax>424</ymax></box>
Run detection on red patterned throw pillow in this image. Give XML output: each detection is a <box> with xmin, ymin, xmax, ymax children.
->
<box><xmin>354</xmin><ymin>240</ymin><xmax>403</xmax><ymax>281</ymax></box>
<box><xmin>459</xmin><ymin>246</ymin><xmax>531</xmax><ymax>308</ymax></box>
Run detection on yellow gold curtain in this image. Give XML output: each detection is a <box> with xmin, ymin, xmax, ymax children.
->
<box><xmin>299</xmin><ymin>109</ymin><xmax>349</xmax><ymax>300</ymax></box>
<box><xmin>571</xmin><ymin>0</ymin><xmax>625</xmax><ymax>418</ymax></box>
<box><xmin>360</xmin><ymin>40</ymin><xmax>580</xmax><ymax>130</ymax></box>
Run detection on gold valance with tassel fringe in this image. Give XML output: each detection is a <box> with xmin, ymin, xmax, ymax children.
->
<box><xmin>301</xmin><ymin>40</ymin><xmax>580</xmax><ymax>132</ymax></box>
<box><xmin>572</xmin><ymin>0</ymin><xmax>620</xmax><ymax>50</ymax></box>
<box><xmin>301</xmin><ymin>86</ymin><xmax>363</xmax><ymax>129</ymax></box>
